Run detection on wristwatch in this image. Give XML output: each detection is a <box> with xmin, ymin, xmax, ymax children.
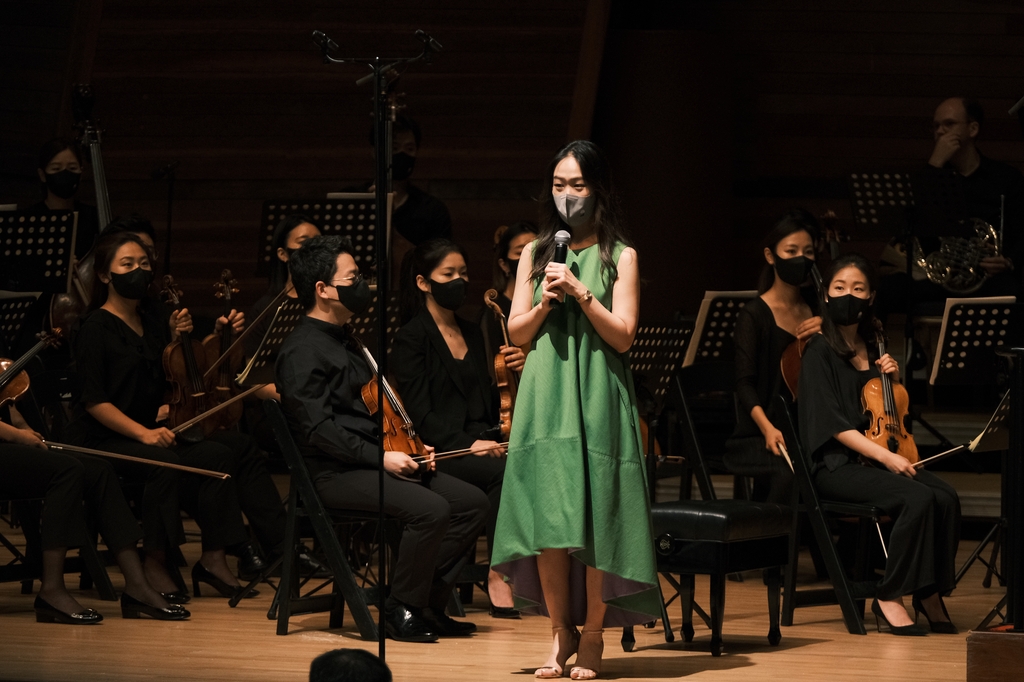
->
<box><xmin>576</xmin><ymin>289</ymin><xmax>593</xmax><ymax>304</ymax></box>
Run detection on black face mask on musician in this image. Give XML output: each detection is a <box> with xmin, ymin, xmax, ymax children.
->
<box><xmin>774</xmin><ymin>255</ymin><xmax>814</xmax><ymax>286</ymax></box>
<box><xmin>429</xmin><ymin>278</ymin><xmax>467</xmax><ymax>311</ymax></box>
<box><xmin>335</xmin><ymin>277</ymin><xmax>372</xmax><ymax>315</ymax></box>
<box><xmin>109</xmin><ymin>267</ymin><xmax>155</xmax><ymax>300</ymax></box>
<box><xmin>391</xmin><ymin>152</ymin><xmax>416</xmax><ymax>181</ymax></box>
<box><xmin>45</xmin><ymin>169</ymin><xmax>81</xmax><ymax>199</ymax></box>
<box><xmin>826</xmin><ymin>294</ymin><xmax>872</xmax><ymax>326</ymax></box>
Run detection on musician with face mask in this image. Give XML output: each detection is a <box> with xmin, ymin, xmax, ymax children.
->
<box><xmin>25</xmin><ymin>137</ymin><xmax>101</xmax><ymax>259</ymax></box>
<box><xmin>479</xmin><ymin>222</ymin><xmax>537</xmax><ymax>381</ymax></box>
<box><xmin>391</xmin><ymin>238</ymin><xmax>517</xmax><ymax>618</ymax></box>
<box><xmin>724</xmin><ymin>210</ymin><xmax>822</xmax><ymax>504</ymax></box>
<box><xmin>799</xmin><ymin>254</ymin><xmax>961</xmax><ymax>637</ymax></box>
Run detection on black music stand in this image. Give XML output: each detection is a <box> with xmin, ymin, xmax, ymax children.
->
<box><xmin>682</xmin><ymin>291</ymin><xmax>756</xmax><ymax>367</ymax></box>
<box><xmin>0</xmin><ymin>294</ymin><xmax>41</xmax><ymax>350</ymax></box>
<box><xmin>347</xmin><ymin>291</ymin><xmax>401</xmax><ymax>357</ymax></box>
<box><xmin>236</xmin><ymin>298</ymin><xmax>305</xmax><ymax>387</ymax></box>
<box><xmin>632</xmin><ymin>325</ymin><xmax>694</xmax><ymax>406</ymax></box>
<box><xmin>848</xmin><ymin>172</ymin><xmax>913</xmax><ymax>238</ymax></box>
<box><xmin>929</xmin><ymin>297</ymin><xmax>1020</xmax><ymax>388</ymax></box>
<box><xmin>255</xmin><ymin>194</ymin><xmax>392</xmax><ymax>279</ymax></box>
<box><xmin>0</xmin><ymin>210</ymin><xmax>77</xmax><ymax>294</ymax></box>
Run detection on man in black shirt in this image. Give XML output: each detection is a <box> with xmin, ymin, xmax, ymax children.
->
<box><xmin>275</xmin><ymin>235</ymin><xmax>488</xmax><ymax>642</ymax></box>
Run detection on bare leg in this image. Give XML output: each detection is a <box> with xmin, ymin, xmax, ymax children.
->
<box><xmin>200</xmin><ymin>549</ymin><xmax>240</xmax><ymax>587</ymax></box>
<box><xmin>488</xmin><ymin>568</ymin><xmax>515</xmax><ymax>608</ymax></box>
<box><xmin>143</xmin><ymin>550</ymin><xmax>179</xmax><ymax>593</ymax></box>
<box><xmin>571</xmin><ymin>567</ymin><xmax>606</xmax><ymax>680</ymax></box>
<box><xmin>38</xmin><ymin>547</ymin><xmax>86</xmax><ymax>615</ymax></box>
<box><xmin>535</xmin><ymin>549</ymin><xmax>579</xmax><ymax>678</ymax></box>
<box><xmin>116</xmin><ymin>547</ymin><xmax>170</xmax><ymax>609</ymax></box>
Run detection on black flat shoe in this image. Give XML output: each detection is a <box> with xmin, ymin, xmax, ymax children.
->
<box><xmin>421</xmin><ymin>607</ymin><xmax>477</xmax><ymax>637</ymax></box>
<box><xmin>384</xmin><ymin>603</ymin><xmax>439</xmax><ymax>643</ymax></box>
<box><xmin>489</xmin><ymin>605</ymin><xmax>521</xmax><ymax>619</ymax></box>
<box><xmin>160</xmin><ymin>590</ymin><xmax>191</xmax><ymax>605</ymax></box>
<box><xmin>911</xmin><ymin>594</ymin><xmax>959</xmax><ymax>634</ymax></box>
<box><xmin>121</xmin><ymin>593</ymin><xmax>190</xmax><ymax>620</ymax></box>
<box><xmin>33</xmin><ymin>596</ymin><xmax>103</xmax><ymax>625</ymax></box>
<box><xmin>871</xmin><ymin>599</ymin><xmax>927</xmax><ymax>636</ymax></box>
<box><xmin>192</xmin><ymin>562</ymin><xmax>259</xmax><ymax>599</ymax></box>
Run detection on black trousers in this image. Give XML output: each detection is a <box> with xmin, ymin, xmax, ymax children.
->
<box><xmin>0</xmin><ymin>445</ymin><xmax>142</xmax><ymax>553</ymax></box>
<box><xmin>314</xmin><ymin>468</ymin><xmax>489</xmax><ymax>609</ymax></box>
<box><xmin>814</xmin><ymin>461</ymin><xmax>960</xmax><ymax>600</ymax></box>
<box><xmin>436</xmin><ymin>454</ymin><xmax>505</xmax><ymax>558</ymax></box>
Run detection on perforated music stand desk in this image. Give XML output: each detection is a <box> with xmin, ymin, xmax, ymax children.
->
<box><xmin>929</xmin><ymin>297</ymin><xmax>1018</xmax><ymax>387</ymax></box>
<box><xmin>0</xmin><ymin>210</ymin><xmax>77</xmax><ymax>294</ymax></box>
<box><xmin>682</xmin><ymin>291</ymin><xmax>757</xmax><ymax>367</ymax></box>
<box><xmin>255</xmin><ymin>194</ymin><xmax>393</xmax><ymax>278</ymax></box>
<box><xmin>0</xmin><ymin>292</ymin><xmax>41</xmax><ymax>350</ymax></box>
<box><xmin>631</xmin><ymin>324</ymin><xmax>693</xmax><ymax>408</ymax></box>
<box><xmin>237</xmin><ymin>298</ymin><xmax>305</xmax><ymax>387</ymax></box>
<box><xmin>347</xmin><ymin>291</ymin><xmax>401</xmax><ymax>359</ymax></box>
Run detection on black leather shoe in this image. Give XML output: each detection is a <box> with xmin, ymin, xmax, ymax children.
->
<box><xmin>912</xmin><ymin>594</ymin><xmax>959</xmax><ymax>634</ymax></box>
<box><xmin>160</xmin><ymin>590</ymin><xmax>191</xmax><ymax>605</ymax></box>
<box><xmin>235</xmin><ymin>544</ymin><xmax>269</xmax><ymax>581</ymax></box>
<box><xmin>295</xmin><ymin>547</ymin><xmax>331</xmax><ymax>578</ymax></box>
<box><xmin>192</xmin><ymin>562</ymin><xmax>259</xmax><ymax>599</ymax></box>
<box><xmin>421</xmin><ymin>607</ymin><xmax>477</xmax><ymax>637</ymax></box>
<box><xmin>384</xmin><ymin>603</ymin><xmax>439</xmax><ymax>643</ymax></box>
<box><xmin>33</xmin><ymin>596</ymin><xmax>103</xmax><ymax>625</ymax></box>
<box><xmin>489</xmin><ymin>605</ymin><xmax>521</xmax><ymax>619</ymax></box>
<box><xmin>121</xmin><ymin>593</ymin><xmax>190</xmax><ymax>620</ymax></box>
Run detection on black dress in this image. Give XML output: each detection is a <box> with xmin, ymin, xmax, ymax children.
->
<box><xmin>798</xmin><ymin>335</ymin><xmax>960</xmax><ymax>600</ymax></box>
<box><xmin>723</xmin><ymin>297</ymin><xmax>796</xmax><ymax>503</ymax></box>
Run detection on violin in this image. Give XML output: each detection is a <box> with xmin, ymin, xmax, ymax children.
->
<box><xmin>1</xmin><ymin>330</ymin><xmax>63</xmax><ymax>407</ymax></box>
<box><xmin>160</xmin><ymin>275</ymin><xmax>213</xmax><ymax>443</ymax></box>
<box><xmin>483</xmin><ymin>288</ymin><xmax>519</xmax><ymax>440</ymax></box>
<box><xmin>49</xmin><ymin>85</ymin><xmax>114</xmax><ymax>333</ymax></box>
<box><xmin>862</xmin><ymin>322</ymin><xmax>918</xmax><ymax>464</ymax></box>
<box><xmin>353</xmin><ymin>337</ymin><xmax>431</xmax><ymax>483</ymax></box>
<box><xmin>201</xmin><ymin>270</ymin><xmax>245</xmax><ymax>431</ymax></box>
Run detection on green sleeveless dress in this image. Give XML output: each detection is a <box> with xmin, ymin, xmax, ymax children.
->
<box><xmin>491</xmin><ymin>241</ymin><xmax>661</xmax><ymax>627</ymax></box>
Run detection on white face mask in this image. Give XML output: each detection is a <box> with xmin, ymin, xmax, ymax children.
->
<box><xmin>553</xmin><ymin>193</ymin><xmax>596</xmax><ymax>228</ymax></box>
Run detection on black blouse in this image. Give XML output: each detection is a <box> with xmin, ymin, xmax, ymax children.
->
<box><xmin>730</xmin><ymin>297</ymin><xmax>796</xmax><ymax>440</ymax></box>
<box><xmin>797</xmin><ymin>335</ymin><xmax>879</xmax><ymax>472</ymax></box>
<box><xmin>71</xmin><ymin>307</ymin><xmax>169</xmax><ymax>439</ymax></box>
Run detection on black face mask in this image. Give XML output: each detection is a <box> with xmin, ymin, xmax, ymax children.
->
<box><xmin>505</xmin><ymin>258</ymin><xmax>520</xmax><ymax>280</ymax></box>
<box><xmin>45</xmin><ymin>170</ymin><xmax>81</xmax><ymax>199</ymax></box>
<box><xmin>109</xmin><ymin>267</ymin><xmax>154</xmax><ymax>300</ymax></box>
<box><xmin>429</xmin><ymin>278</ymin><xmax>467</xmax><ymax>311</ymax></box>
<box><xmin>826</xmin><ymin>294</ymin><xmax>872</xmax><ymax>327</ymax></box>
<box><xmin>335</xmin><ymin>278</ymin><xmax>372</xmax><ymax>315</ymax></box>
<box><xmin>391</xmin><ymin>152</ymin><xmax>416</xmax><ymax>181</ymax></box>
<box><xmin>774</xmin><ymin>255</ymin><xmax>814</xmax><ymax>286</ymax></box>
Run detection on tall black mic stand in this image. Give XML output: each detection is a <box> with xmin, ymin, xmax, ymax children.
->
<box><xmin>312</xmin><ymin>29</ymin><xmax>441</xmax><ymax>661</ymax></box>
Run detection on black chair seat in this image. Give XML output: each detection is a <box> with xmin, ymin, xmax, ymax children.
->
<box><xmin>820</xmin><ymin>501</ymin><xmax>886</xmax><ymax>519</ymax></box>
<box><xmin>652</xmin><ymin>500</ymin><xmax>790</xmax><ymax>543</ymax></box>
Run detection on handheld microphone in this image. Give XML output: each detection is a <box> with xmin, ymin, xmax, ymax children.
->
<box><xmin>312</xmin><ymin>30</ymin><xmax>338</xmax><ymax>51</ymax></box>
<box><xmin>550</xmin><ymin>230</ymin><xmax>572</xmax><ymax>306</ymax></box>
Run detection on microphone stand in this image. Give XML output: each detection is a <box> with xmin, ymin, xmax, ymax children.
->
<box><xmin>311</xmin><ymin>29</ymin><xmax>441</xmax><ymax>661</ymax></box>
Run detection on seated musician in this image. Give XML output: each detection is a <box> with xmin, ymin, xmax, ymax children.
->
<box><xmin>479</xmin><ymin>222</ymin><xmax>535</xmax><ymax>380</ymax></box>
<box><xmin>799</xmin><ymin>253</ymin><xmax>961</xmax><ymax>636</ymax></box>
<box><xmin>66</xmin><ymin>231</ymin><xmax>291</xmax><ymax>599</ymax></box>
<box><xmin>724</xmin><ymin>210</ymin><xmax>821</xmax><ymax>503</ymax></box>
<box><xmin>275</xmin><ymin>235</ymin><xmax>488</xmax><ymax>642</ymax></box>
<box><xmin>1</xmin><ymin>400</ymin><xmax>188</xmax><ymax>622</ymax></box>
<box><xmin>392</xmin><ymin>238</ymin><xmax>517</xmax><ymax>618</ymax></box>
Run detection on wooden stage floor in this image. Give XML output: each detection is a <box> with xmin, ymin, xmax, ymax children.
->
<box><xmin>0</xmin><ymin>530</ymin><xmax>1003</xmax><ymax>682</ymax></box>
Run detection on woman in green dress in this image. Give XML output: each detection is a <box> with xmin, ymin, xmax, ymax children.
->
<box><xmin>492</xmin><ymin>140</ymin><xmax>660</xmax><ymax>680</ymax></box>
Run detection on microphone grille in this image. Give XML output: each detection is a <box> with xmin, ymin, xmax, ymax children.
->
<box><xmin>554</xmin><ymin>230</ymin><xmax>572</xmax><ymax>246</ymax></box>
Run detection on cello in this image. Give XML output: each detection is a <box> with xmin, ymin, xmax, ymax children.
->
<box><xmin>483</xmin><ymin>288</ymin><xmax>518</xmax><ymax>440</ymax></box>
<box><xmin>202</xmin><ymin>270</ymin><xmax>245</xmax><ymax>431</ymax></box>
<box><xmin>862</xmin><ymin>321</ymin><xmax>918</xmax><ymax>464</ymax></box>
<box><xmin>159</xmin><ymin>275</ymin><xmax>213</xmax><ymax>443</ymax></box>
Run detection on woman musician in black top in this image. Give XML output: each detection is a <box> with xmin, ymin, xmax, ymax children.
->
<box><xmin>725</xmin><ymin>210</ymin><xmax>821</xmax><ymax>503</ymax></box>
<box><xmin>799</xmin><ymin>254</ymin><xmax>960</xmax><ymax>636</ymax></box>
<box><xmin>392</xmin><ymin>238</ymin><xmax>517</xmax><ymax>617</ymax></box>
<box><xmin>479</xmin><ymin>222</ymin><xmax>536</xmax><ymax>379</ymax></box>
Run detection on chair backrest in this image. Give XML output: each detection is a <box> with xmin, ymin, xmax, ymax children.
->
<box><xmin>669</xmin><ymin>361</ymin><xmax>736</xmax><ymax>500</ymax></box>
<box><xmin>263</xmin><ymin>399</ymin><xmax>335</xmax><ymax>521</ymax></box>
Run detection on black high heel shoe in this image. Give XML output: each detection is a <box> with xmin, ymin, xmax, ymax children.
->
<box><xmin>911</xmin><ymin>594</ymin><xmax>959</xmax><ymax>634</ymax></box>
<box><xmin>871</xmin><ymin>599</ymin><xmax>927</xmax><ymax>636</ymax></box>
<box><xmin>191</xmin><ymin>562</ymin><xmax>258</xmax><ymax>599</ymax></box>
<box><xmin>33</xmin><ymin>596</ymin><xmax>103</xmax><ymax>625</ymax></box>
<box><xmin>121</xmin><ymin>593</ymin><xmax>190</xmax><ymax>620</ymax></box>
<box><xmin>160</xmin><ymin>590</ymin><xmax>191</xmax><ymax>605</ymax></box>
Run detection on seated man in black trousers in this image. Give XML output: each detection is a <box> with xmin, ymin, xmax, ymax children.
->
<box><xmin>275</xmin><ymin>234</ymin><xmax>489</xmax><ymax>642</ymax></box>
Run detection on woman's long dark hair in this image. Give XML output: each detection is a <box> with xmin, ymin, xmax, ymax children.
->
<box><xmin>528</xmin><ymin>140</ymin><xmax>632</xmax><ymax>285</ymax></box>
<box><xmin>399</xmin><ymin>238</ymin><xmax>468</xmax><ymax>324</ymax></box>
<box><xmin>819</xmin><ymin>253</ymin><xmax>880</xmax><ymax>361</ymax></box>
<box><xmin>492</xmin><ymin>221</ymin><xmax>537</xmax><ymax>290</ymax></box>
<box><xmin>757</xmin><ymin>209</ymin><xmax>821</xmax><ymax>294</ymax></box>
<box><xmin>87</xmin><ymin>232</ymin><xmax>152</xmax><ymax>311</ymax></box>
<box><xmin>268</xmin><ymin>214</ymin><xmax>317</xmax><ymax>292</ymax></box>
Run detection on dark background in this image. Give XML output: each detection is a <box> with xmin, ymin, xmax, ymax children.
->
<box><xmin>3</xmin><ymin>0</ymin><xmax>1023</xmax><ymax>321</ymax></box>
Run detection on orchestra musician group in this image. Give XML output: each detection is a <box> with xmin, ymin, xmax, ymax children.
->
<box><xmin>2</xmin><ymin>95</ymin><xmax>1022</xmax><ymax>678</ymax></box>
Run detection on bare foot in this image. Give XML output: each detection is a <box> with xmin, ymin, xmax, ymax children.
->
<box><xmin>488</xmin><ymin>568</ymin><xmax>514</xmax><ymax>609</ymax></box>
<box><xmin>878</xmin><ymin>598</ymin><xmax>914</xmax><ymax>627</ymax></box>
<box><xmin>535</xmin><ymin>626</ymin><xmax>579</xmax><ymax>678</ymax></box>
<box><xmin>570</xmin><ymin>629</ymin><xmax>603</xmax><ymax>680</ymax></box>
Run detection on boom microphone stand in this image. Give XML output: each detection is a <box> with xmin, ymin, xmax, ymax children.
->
<box><xmin>311</xmin><ymin>28</ymin><xmax>441</xmax><ymax>660</ymax></box>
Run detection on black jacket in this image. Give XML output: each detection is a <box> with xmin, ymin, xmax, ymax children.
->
<box><xmin>391</xmin><ymin>309</ymin><xmax>498</xmax><ymax>452</ymax></box>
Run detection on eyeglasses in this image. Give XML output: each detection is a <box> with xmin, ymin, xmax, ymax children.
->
<box><xmin>333</xmin><ymin>273</ymin><xmax>363</xmax><ymax>286</ymax></box>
